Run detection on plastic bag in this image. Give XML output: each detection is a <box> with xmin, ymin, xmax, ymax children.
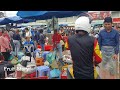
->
<box><xmin>50</xmin><ymin>69</ymin><xmax>61</xmax><ymax>78</ymax></box>
<box><xmin>63</xmin><ymin>55</ymin><xmax>72</xmax><ymax>64</ymax></box>
<box><xmin>11</xmin><ymin>57</ymin><xmax>18</xmax><ymax>65</ymax></box>
<box><xmin>46</xmin><ymin>51</ymin><xmax>56</xmax><ymax>64</ymax></box>
<box><xmin>50</xmin><ymin>60</ymin><xmax>59</xmax><ymax>69</ymax></box>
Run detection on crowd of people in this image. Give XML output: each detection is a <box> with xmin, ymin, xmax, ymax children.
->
<box><xmin>0</xmin><ymin>14</ymin><xmax>120</xmax><ymax>79</ymax></box>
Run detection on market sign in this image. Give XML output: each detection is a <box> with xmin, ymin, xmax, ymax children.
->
<box><xmin>112</xmin><ymin>18</ymin><xmax>120</xmax><ymax>23</ymax></box>
<box><xmin>88</xmin><ymin>11</ymin><xmax>111</xmax><ymax>20</ymax></box>
<box><xmin>88</xmin><ymin>12</ymin><xmax>99</xmax><ymax>20</ymax></box>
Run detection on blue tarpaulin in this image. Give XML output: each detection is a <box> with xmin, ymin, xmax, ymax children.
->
<box><xmin>0</xmin><ymin>17</ymin><xmax>12</xmax><ymax>25</ymax></box>
<box><xmin>0</xmin><ymin>16</ymin><xmax>35</xmax><ymax>25</ymax></box>
<box><xmin>17</xmin><ymin>11</ymin><xmax>87</xmax><ymax>20</ymax></box>
<box><xmin>6</xmin><ymin>16</ymin><xmax>35</xmax><ymax>23</ymax></box>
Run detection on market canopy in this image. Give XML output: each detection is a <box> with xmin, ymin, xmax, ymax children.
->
<box><xmin>17</xmin><ymin>11</ymin><xmax>87</xmax><ymax>20</ymax></box>
<box><xmin>0</xmin><ymin>16</ymin><xmax>35</xmax><ymax>25</ymax></box>
<box><xmin>0</xmin><ymin>17</ymin><xmax>12</xmax><ymax>25</ymax></box>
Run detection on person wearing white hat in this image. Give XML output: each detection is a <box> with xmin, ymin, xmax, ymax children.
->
<box><xmin>67</xmin><ymin>15</ymin><xmax>102</xmax><ymax>79</ymax></box>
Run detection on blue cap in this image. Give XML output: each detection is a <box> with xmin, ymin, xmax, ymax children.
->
<box><xmin>104</xmin><ymin>17</ymin><xmax>112</xmax><ymax>23</ymax></box>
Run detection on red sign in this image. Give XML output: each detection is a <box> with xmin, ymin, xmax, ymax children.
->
<box><xmin>88</xmin><ymin>11</ymin><xmax>111</xmax><ymax>20</ymax></box>
<box><xmin>100</xmin><ymin>11</ymin><xmax>111</xmax><ymax>19</ymax></box>
<box><xmin>113</xmin><ymin>18</ymin><xmax>120</xmax><ymax>23</ymax></box>
<box><xmin>88</xmin><ymin>12</ymin><xmax>99</xmax><ymax>20</ymax></box>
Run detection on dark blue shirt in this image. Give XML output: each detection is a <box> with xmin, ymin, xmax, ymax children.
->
<box><xmin>13</xmin><ymin>33</ymin><xmax>21</xmax><ymax>40</ymax></box>
<box><xmin>31</xmin><ymin>30</ymin><xmax>35</xmax><ymax>40</ymax></box>
<box><xmin>34</xmin><ymin>31</ymin><xmax>40</xmax><ymax>42</ymax></box>
<box><xmin>39</xmin><ymin>34</ymin><xmax>46</xmax><ymax>44</ymax></box>
<box><xmin>98</xmin><ymin>28</ymin><xmax>119</xmax><ymax>54</ymax></box>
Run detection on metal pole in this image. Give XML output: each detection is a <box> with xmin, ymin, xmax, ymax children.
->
<box><xmin>4</xmin><ymin>11</ymin><xmax>6</xmax><ymax>17</ymax></box>
<box><xmin>53</xmin><ymin>16</ymin><xmax>55</xmax><ymax>30</ymax></box>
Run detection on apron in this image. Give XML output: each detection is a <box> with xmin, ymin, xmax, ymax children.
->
<box><xmin>101</xmin><ymin>46</ymin><xmax>117</xmax><ymax>75</ymax></box>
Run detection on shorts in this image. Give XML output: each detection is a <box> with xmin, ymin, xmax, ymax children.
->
<box><xmin>101</xmin><ymin>46</ymin><xmax>117</xmax><ymax>75</ymax></box>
